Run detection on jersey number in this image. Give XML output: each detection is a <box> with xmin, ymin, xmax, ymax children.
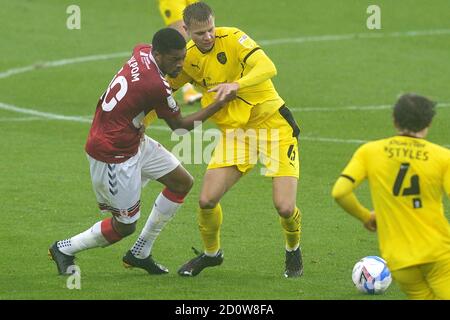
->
<box><xmin>392</xmin><ymin>163</ymin><xmax>420</xmax><ymax>196</ymax></box>
<box><xmin>102</xmin><ymin>70</ymin><xmax>128</xmax><ymax>112</ymax></box>
<box><xmin>392</xmin><ymin>163</ymin><xmax>422</xmax><ymax>208</ymax></box>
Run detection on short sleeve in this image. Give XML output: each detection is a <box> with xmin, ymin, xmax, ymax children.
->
<box><xmin>341</xmin><ymin>144</ymin><xmax>368</xmax><ymax>184</ymax></box>
<box><xmin>152</xmin><ymin>85</ymin><xmax>180</xmax><ymax>119</ymax></box>
<box><xmin>232</xmin><ymin>29</ymin><xmax>261</xmax><ymax>64</ymax></box>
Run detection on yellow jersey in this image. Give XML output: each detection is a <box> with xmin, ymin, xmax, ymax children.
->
<box><xmin>168</xmin><ymin>27</ymin><xmax>284</xmax><ymax>129</ymax></box>
<box><xmin>341</xmin><ymin>135</ymin><xmax>450</xmax><ymax>270</ymax></box>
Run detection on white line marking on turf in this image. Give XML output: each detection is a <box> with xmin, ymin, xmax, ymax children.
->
<box><xmin>0</xmin><ymin>101</ymin><xmax>92</xmax><ymax>123</ymax></box>
<box><xmin>258</xmin><ymin>29</ymin><xmax>450</xmax><ymax>46</ymax></box>
<box><xmin>0</xmin><ymin>52</ymin><xmax>129</xmax><ymax>79</ymax></box>
<box><xmin>0</xmin><ymin>116</ymin><xmax>45</xmax><ymax>122</ymax></box>
<box><xmin>1</xmin><ymin>101</ymin><xmax>448</xmax><ymax>148</ymax></box>
<box><xmin>291</xmin><ymin>102</ymin><xmax>450</xmax><ymax>112</ymax></box>
<box><xmin>1</xmin><ymin>29</ymin><xmax>450</xmax><ymax>80</ymax></box>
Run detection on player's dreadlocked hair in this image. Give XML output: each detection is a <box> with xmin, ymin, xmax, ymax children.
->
<box><xmin>183</xmin><ymin>2</ymin><xmax>214</xmax><ymax>26</ymax></box>
<box><xmin>152</xmin><ymin>28</ymin><xmax>186</xmax><ymax>54</ymax></box>
<box><xmin>393</xmin><ymin>93</ymin><xmax>436</xmax><ymax>132</ymax></box>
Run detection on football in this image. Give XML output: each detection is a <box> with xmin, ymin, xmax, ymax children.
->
<box><xmin>352</xmin><ymin>256</ymin><xmax>392</xmax><ymax>294</ymax></box>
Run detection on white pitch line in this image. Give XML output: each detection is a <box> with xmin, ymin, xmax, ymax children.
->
<box><xmin>0</xmin><ymin>101</ymin><xmax>172</xmax><ymax>130</ymax></box>
<box><xmin>0</xmin><ymin>116</ymin><xmax>44</xmax><ymax>122</ymax></box>
<box><xmin>258</xmin><ymin>28</ymin><xmax>450</xmax><ymax>46</ymax></box>
<box><xmin>1</xmin><ymin>29</ymin><xmax>450</xmax><ymax>80</ymax></box>
<box><xmin>301</xmin><ymin>136</ymin><xmax>367</xmax><ymax>144</ymax></box>
<box><xmin>0</xmin><ymin>101</ymin><xmax>92</xmax><ymax>123</ymax></box>
<box><xmin>0</xmin><ymin>52</ymin><xmax>129</xmax><ymax>79</ymax></box>
<box><xmin>291</xmin><ymin>102</ymin><xmax>450</xmax><ymax>112</ymax></box>
<box><xmin>1</xmin><ymin>101</ymin><xmax>448</xmax><ymax>148</ymax></box>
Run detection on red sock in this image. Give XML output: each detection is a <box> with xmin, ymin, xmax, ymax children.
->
<box><xmin>100</xmin><ymin>218</ymin><xmax>123</xmax><ymax>244</ymax></box>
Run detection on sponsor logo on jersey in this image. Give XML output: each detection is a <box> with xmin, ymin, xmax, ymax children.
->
<box><xmin>217</xmin><ymin>52</ymin><xmax>227</xmax><ymax>64</ymax></box>
<box><xmin>238</xmin><ymin>34</ymin><xmax>254</xmax><ymax>48</ymax></box>
<box><xmin>140</xmin><ymin>50</ymin><xmax>151</xmax><ymax>70</ymax></box>
<box><xmin>119</xmin><ymin>209</ymin><xmax>129</xmax><ymax>217</ymax></box>
<box><xmin>167</xmin><ymin>95</ymin><xmax>179</xmax><ymax>112</ymax></box>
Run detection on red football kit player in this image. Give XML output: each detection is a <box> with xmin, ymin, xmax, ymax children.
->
<box><xmin>49</xmin><ymin>28</ymin><xmax>231</xmax><ymax>275</ymax></box>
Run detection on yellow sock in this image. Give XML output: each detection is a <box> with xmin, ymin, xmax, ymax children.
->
<box><xmin>280</xmin><ymin>207</ymin><xmax>301</xmax><ymax>251</ymax></box>
<box><xmin>198</xmin><ymin>203</ymin><xmax>223</xmax><ymax>255</ymax></box>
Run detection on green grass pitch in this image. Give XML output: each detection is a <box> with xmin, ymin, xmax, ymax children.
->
<box><xmin>0</xmin><ymin>0</ymin><xmax>449</xmax><ymax>300</ymax></box>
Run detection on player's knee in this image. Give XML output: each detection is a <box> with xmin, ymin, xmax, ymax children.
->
<box><xmin>114</xmin><ymin>221</ymin><xmax>136</xmax><ymax>237</ymax></box>
<box><xmin>199</xmin><ymin>196</ymin><xmax>218</xmax><ymax>209</ymax></box>
<box><xmin>275</xmin><ymin>202</ymin><xmax>295</xmax><ymax>218</ymax></box>
<box><xmin>171</xmin><ymin>172</ymin><xmax>194</xmax><ymax>195</ymax></box>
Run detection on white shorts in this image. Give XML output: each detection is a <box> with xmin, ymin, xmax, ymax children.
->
<box><xmin>87</xmin><ymin>135</ymin><xmax>180</xmax><ymax>224</ymax></box>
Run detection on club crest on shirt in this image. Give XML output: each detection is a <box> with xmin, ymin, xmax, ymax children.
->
<box><xmin>167</xmin><ymin>95</ymin><xmax>179</xmax><ymax>112</ymax></box>
<box><xmin>217</xmin><ymin>52</ymin><xmax>227</xmax><ymax>64</ymax></box>
<box><xmin>119</xmin><ymin>209</ymin><xmax>128</xmax><ymax>218</ymax></box>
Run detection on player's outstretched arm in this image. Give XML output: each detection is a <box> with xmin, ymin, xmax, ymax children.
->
<box><xmin>164</xmin><ymin>95</ymin><xmax>231</xmax><ymax>132</ymax></box>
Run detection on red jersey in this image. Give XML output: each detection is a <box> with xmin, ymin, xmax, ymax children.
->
<box><xmin>85</xmin><ymin>44</ymin><xmax>180</xmax><ymax>163</ymax></box>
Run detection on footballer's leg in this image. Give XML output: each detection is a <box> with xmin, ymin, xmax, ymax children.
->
<box><xmin>177</xmin><ymin>166</ymin><xmax>242</xmax><ymax>276</ymax></box>
<box><xmin>424</xmin><ymin>257</ymin><xmax>450</xmax><ymax>300</ymax></box>
<box><xmin>391</xmin><ymin>266</ymin><xmax>436</xmax><ymax>299</ymax></box>
<box><xmin>262</xmin><ymin>106</ymin><xmax>302</xmax><ymax>277</ymax></box>
<box><xmin>124</xmin><ymin>137</ymin><xmax>191</xmax><ymax>274</ymax></box>
<box><xmin>49</xmin><ymin>217</ymin><xmax>136</xmax><ymax>275</ymax></box>
<box><xmin>273</xmin><ymin>176</ymin><xmax>303</xmax><ymax>278</ymax></box>
<box><xmin>49</xmin><ymin>154</ymin><xmax>141</xmax><ymax>275</ymax></box>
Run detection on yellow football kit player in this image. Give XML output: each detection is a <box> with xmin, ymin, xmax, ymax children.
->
<box><xmin>168</xmin><ymin>27</ymin><xmax>300</xmax><ymax>178</ymax></box>
<box><xmin>333</xmin><ymin>135</ymin><xmax>450</xmax><ymax>299</ymax></box>
<box><xmin>158</xmin><ymin>0</ymin><xmax>198</xmax><ymax>26</ymax></box>
<box><xmin>171</xmin><ymin>2</ymin><xmax>302</xmax><ymax>278</ymax></box>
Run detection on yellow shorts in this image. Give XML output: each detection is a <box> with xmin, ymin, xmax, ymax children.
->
<box><xmin>207</xmin><ymin>104</ymin><xmax>300</xmax><ymax>178</ymax></box>
<box><xmin>158</xmin><ymin>0</ymin><xmax>198</xmax><ymax>26</ymax></box>
<box><xmin>391</xmin><ymin>256</ymin><xmax>450</xmax><ymax>300</ymax></box>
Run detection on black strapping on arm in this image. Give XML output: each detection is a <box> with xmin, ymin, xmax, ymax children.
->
<box><xmin>243</xmin><ymin>47</ymin><xmax>261</xmax><ymax>64</ymax></box>
<box><xmin>340</xmin><ymin>174</ymin><xmax>356</xmax><ymax>183</ymax></box>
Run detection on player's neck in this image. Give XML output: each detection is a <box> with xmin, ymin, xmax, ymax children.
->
<box><xmin>397</xmin><ymin>128</ymin><xmax>428</xmax><ymax>139</ymax></box>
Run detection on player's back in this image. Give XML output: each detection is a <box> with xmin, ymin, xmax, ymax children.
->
<box><xmin>86</xmin><ymin>44</ymin><xmax>177</xmax><ymax>163</ymax></box>
<box><xmin>361</xmin><ymin>135</ymin><xmax>450</xmax><ymax>270</ymax></box>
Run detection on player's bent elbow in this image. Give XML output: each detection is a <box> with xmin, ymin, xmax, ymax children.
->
<box><xmin>331</xmin><ymin>184</ymin><xmax>345</xmax><ymax>200</ymax></box>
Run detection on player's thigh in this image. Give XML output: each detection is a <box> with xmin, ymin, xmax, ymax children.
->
<box><xmin>158</xmin><ymin>0</ymin><xmax>188</xmax><ymax>25</ymax></box>
<box><xmin>140</xmin><ymin>136</ymin><xmax>181</xmax><ymax>184</ymax></box>
<box><xmin>391</xmin><ymin>266</ymin><xmax>435</xmax><ymax>300</ymax></box>
<box><xmin>87</xmin><ymin>154</ymin><xmax>141</xmax><ymax>224</ymax></box>
<box><xmin>199</xmin><ymin>166</ymin><xmax>242</xmax><ymax>207</ymax></box>
<box><xmin>207</xmin><ymin>129</ymin><xmax>254</xmax><ymax>175</ymax></box>
<box><xmin>426</xmin><ymin>257</ymin><xmax>450</xmax><ymax>299</ymax></box>
<box><xmin>272</xmin><ymin>176</ymin><xmax>298</xmax><ymax>217</ymax></box>
<box><xmin>157</xmin><ymin>164</ymin><xmax>193</xmax><ymax>194</ymax></box>
<box><xmin>258</xmin><ymin>113</ymin><xmax>300</xmax><ymax>179</ymax></box>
